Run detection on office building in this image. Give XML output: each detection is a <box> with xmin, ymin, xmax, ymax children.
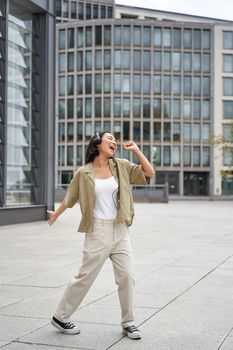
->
<box><xmin>0</xmin><ymin>0</ymin><xmax>56</xmax><ymax>225</ymax></box>
<box><xmin>55</xmin><ymin>0</ymin><xmax>233</xmax><ymax>196</ymax></box>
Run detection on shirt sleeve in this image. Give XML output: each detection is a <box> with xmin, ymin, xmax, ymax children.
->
<box><xmin>126</xmin><ymin>160</ymin><xmax>147</xmax><ymax>185</ymax></box>
<box><xmin>64</xmin><ymin>170</ymin><xmax>80</xmax><ymax>208</ymax></box>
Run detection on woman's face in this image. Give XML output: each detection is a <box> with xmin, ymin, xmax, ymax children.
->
<box><xmin>98</xmin><ymin>133</ymin><xmax>117</xmax><ymax>158</ymax></box>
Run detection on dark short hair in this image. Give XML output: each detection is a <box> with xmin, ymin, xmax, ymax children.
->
<box><xmin>85</xmin><ymin>131</ymin><xmax>108</xmax><ymax>164</ymax></box>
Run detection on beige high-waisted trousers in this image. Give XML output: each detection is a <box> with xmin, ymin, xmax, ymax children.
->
<box><xmin>54</xmin><ymin>219</ymin><xmax>135</xmax><ymax>327</ymax></box>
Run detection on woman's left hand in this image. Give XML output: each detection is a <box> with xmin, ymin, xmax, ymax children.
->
<box><xmin>123</xmin><ymin>141</ymin><xmax>139</xmax><ymax>153</ymax></box>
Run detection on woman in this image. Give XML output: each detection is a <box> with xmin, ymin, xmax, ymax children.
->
<box><xmin>47</xmin><ymin>132</ymin><xmax>154</xmax><ymax>339</ymax></box>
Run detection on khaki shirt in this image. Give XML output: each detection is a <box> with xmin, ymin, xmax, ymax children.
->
<box><xmin>64</xmin><ymin>158</ymin><xmax>147</xmax><ymax>233</ymax></box>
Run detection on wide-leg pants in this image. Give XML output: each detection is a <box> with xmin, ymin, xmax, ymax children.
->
<box><xmin>54</xmin><ymin>219</ymin><xmax>135</xmax><ymax>327</ymax></box>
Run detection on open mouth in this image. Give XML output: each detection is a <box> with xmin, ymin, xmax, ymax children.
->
<box><xmin>109</xmin><ymin>145</ymin><xmax>116</xmax><ymax>151</ymax></box>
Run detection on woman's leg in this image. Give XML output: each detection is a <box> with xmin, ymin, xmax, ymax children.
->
<box><xmin>109</xmin><ymin>222</ymin><xmax>135</xmax><ymax>328</ymax></box>
<box><xmin>54</xmin><ymin>220</ymin><xmax>112</xmax><ymax>322</ymax></box>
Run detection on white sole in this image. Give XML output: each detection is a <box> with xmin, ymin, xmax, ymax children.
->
<box><xmin>123</xmin><ymin>329</ymin><xmax>141</xmax><ymax>339</ymax></box>
<box><xmin>51</xmin><ymin>319</ymin><xmax>80</xmax><ymax>335</ymax></box>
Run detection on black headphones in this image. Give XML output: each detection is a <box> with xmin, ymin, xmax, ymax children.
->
<box><xmin>93</xmin><ymin>131</ymin><xmax>101</xmax><ymax>145</ymax></box>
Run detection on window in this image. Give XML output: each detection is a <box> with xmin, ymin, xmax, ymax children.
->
<box><xmin>134</xmin><ymin>26</ymin><xmax>141</xmax><ymax>46</ymax></box>
<box><xmin>203</xmin><ymin>100</ymin><xmax>210</xmax><ymax>119</ymax></box>
<box><xmin>93</xmin><ymin>4</ymin><xmax>98</xmax><ymax>18</ymax></box>
<box><xmin>223</xmin><ymin>149</ymin><xmax>233</xmax><ymax>166</ymax></box>
<box><xmin>86</xmin><ymin>3</ymin><xmax>91</xmax><ymax>19</ymax></box>
<box><xmin>164</xmin><ymin>52</ymin><xmax>171</xmax><ymax>71</ymax></box>
<box><xmin>95</xmin><ymin>50</ymin><xmax>102</xmax><ymax>70</ymax></box>
<box><xmin>163</xmin><ymin>99</ymin><xmax>171</xmax><ymax>118</ymax></box>
<box><xmin>58</xmin><ymin>100</ymin><xmax>65</xmax><ymax>119</ymax></box>
<box><xmin>193</xmin><ymin>147</ymin><xmax>200</xmax><ymax>166</ymax></box>
<box><xmin>123</xmin><ymin>74</ymin><xmax>130</xmax><ymax>93</ymax></box>
<box><xmin>173</xmin><ymin>29</ymin><xmax>181</xmax><ymax>48</ymax></box>
<box><xmin>104</xmin><ymin>50</ymin><xmax>111</xmax><ymax>69</ymax></box>
<box><xmin>123</xmin><ymin>121</ymin><xmax>130</xmax><ymax>140</ymax></box>
<box><xmin>154</xmin><ymin>28</ymin><xmax>161</xmax><ymax>46</ymax></box>
<box><xmin>123</xmin><ymin>50</ymin><xmax>130</xmax><ymax>69</ymax></box>
<box><xmin>67</xmin><ymin>29</ymin><xmax>74</xmax><ymax>48</ymax></box>
<box><xmin>184</xmin><ymin>146</ymin><xmax>191</xmax><ymax>166</ymax></box>
<box><xmin>114</xmin><ymin>74</ymin><xmax>121</xmax><ymax>93</ymax></box>
<box><xmin>173</xmin><ymin>76</ymin><xmax>180</xmax><ymax>95</ymax></box>
<box><xmin>85</xmin><ymin>98</ymin><xmax>92</xmax><ymax>118</ymax></box>
<box><xmin>67</xmin><ymin>122</ymin><xmax>74</xmax><ymax>142</ymax></box>
<box><xmin>85</xmin><ymin>27</ymin><xmax>92</xmax><ymax>47</ymax></box>
<box><xmin>163</xmin><ymin>76</ymin><xmax>171</xmax><ymax>95</ymax></box>
<box><xmin>192</xmin><ymin>124</ymin><xmax>200</xmax><ymax>142</ymax></box>
<box><xmin>85</xmin><ymin>51</ymin><xmax>92</xmax><ymax>71</ymax></box>
<box><xmin>203</xmin><ymin>77</ymin><xmax>210</xmax><ymax>96</ymax></box>
<box><xmin>77</xmin><ymin>122</ymin><xmax>83</xmax><ymax>141</ymax></box>
<box><xmin>193</xmin><ymin>53</ymin><xmax>201</xmax><ymax>72</ymax></box>
<box><xmin>77</xmin><ymin>145</ymin><xmax>83</xmax><ymax>165</ymax></box>
<box><xmin>163</xmin><ymin>122</ymin><xmax>171</xmax><ymax>141</ymax></box>
<box><xmin>202</xmin><ymin>124</ymin><xmax>210</xmax><ymax>142</ymax></box>
<box><xmin>59</xmin><ymin>53</ymin><xmax>65</xmax><ymax>72</ymax></box>
<box><xmin>58</xmin><ymin>146</ymin><xmax>65</xmax><ymax>166</ymax></box>
<box><xmin>223</xmin><ymin>55</ymin><xmax>233</xmax><ymax>72</ymax></box>
<box><xmin>68</xmin><ymin>52</ymin><xmax>74</xmax><ymax>72</ymax></box>
<box><xmin>77</xmin><ymin>52</ymin><xmax>83</xmax><ymax>70</ymax></box>
<box><xmin>163</xmin><ymin>146</ymin><xmax>170</xmax><ymax>165</ymax></box>
<box><xmin>184</xmin><ymin>76</ymin><xmax>191</xmax><ymax>96</ymax></box>
<box><xmin>163</xmin><ymin>28</ymin><xmax>171</xmax><ymax>48</ymax></box>
<box><xmin>154</xmin><ymin>51</ymin><xmax>161</xmax><ymax>71</ymax></box>
<box><xmin>184</xmin><ymin>53</ymin><xmax>191</xmax><ymax>72</ymax></box>
<box><xmin>154</xmin><ymin>75</ymin><xmax>161</xmax><ymax>94</ymax></box>
<box><xmin>203</xmin><ymin>54</ymin><xmax>210</xmax><ymax>72</ymax></box>
<box><xmin>223</xmin><ymin>31</ymin><xmax>233</xmax><ymax>49</ymax></box>
<box><xmin>95</xmin><ymin>74</ymin><xmax>101</xmax><ymax>93</ymax></box>
<box><xmin>223</xmin><ymin>124</ymin><xmax>233</xmax><ymax>142</ymax></box>
<box><xmin>203</xmin><ymin>30</ymin><xmax>211</xmax><ymax>49</ymax></box>
<box><xmin>123</xmin><ymin>98</ymin><xmax>130</xmax><ymax>118</ymax></box>
<box><xmin>104</xmin><ymin>26</ymin><xmax>111</xmax><ymax>45</ymax></box>
<box><xmin>133</xmin><ymin>75</ymin><xmax>141</xmax><ymax>94</ymax></box>
<box><xmin>67</xmin><ymin>76</ymin><xmax>74</xmax><ymax>95</ymax></box>
<box><xmin>59</xmin><ymin>30</ymin><xmax>65</xmax><ymax>49</ymax></box>
<box><xmin>194</xmin><ymin>100</ymin><xmax>201</xmax><ymax>119</ymax></box>
<box><xmin>104</xmin><ymin>74</ymin><xmax>110</xmax><ymax>93</ymax></box>
<box><xmin>143</xmin><ymin>51</ymin><xmax>151</xmax><ymax>70</ymax></box>
<box><xmin>58</xmin><ymin>122</ymin><xmax>65</xmax><ymax>142</ymax></box>
<box><xmin>223</xmin><ymin>78</ymin><xmax>233</xmax><ymax>96</ymax></box>
<box><xmin>133</xmin><ymin>122</ymin><xmax>140</xmax><ymax>141</ymax></box>
<box><xmin>77</xmin><ymin>28</ymin><xmax>83</xmax><ymax>48</ymax></box>
<box><xmin>184</xmin><ymin>123</ymin><xmax>191</xmax><ymax>142</ymax></box>
<box><xmin>95</xmin><ymin>26</ymin><xmax>102</xmax><ymax>45</ymax></box>
<box><xmin>203</xmin><ymin>147</ymin><xmax>210</xmax><ymax>166</ymax></box>
<box><xmin>134</xmin><ymin>51</ymin><xmax>141</xmax><ymax>70</ymax></box>
<box><xmin>224</xmin><ymin>101</ymin><xmax>233</xmax><ymax>119</ymax></box>
<box><xmin>194</xmin><ymin>29</ymin><xmax>201</xmax><ymax>49</ymax></box>
<box><xmin>114</xmin><ymin>26</ymin><xmax>121</xmax><ymax>45</ymax></box>
<box><xmin>67</xmin><ymin>99</ymin><xmax>74</xmax><ymax>119</ymax></box>
<box><xmin>173</xmin><ymin>123</ymin><xmax>180</xmax><ymax>142</ymax></box>
<box><xmin>107</xmin><ymin>6</ymin><xmax>113</xmax><ymax>18</ymax></box>
<box><xmin>67</xmin><ymin>146</ymin><xmax>73</xmax><ymax>166</ymax></box>
<box><xmin>154</xmin><ymin>99</ymin><xmax>161</xmax><ymax>118</ymax></box>
<box><xmin>101</xmin><ymin>5</ymin><xmax>106</xmax><ymax>18</ymax></box>
<box><xmin>104</xmin><ymin>97</ymin><xmax>110</xmax><ymax>118</ymax></box>
<box><xmin>95</xmin><ymin>97</ymin><xmax>101</xmax><ymax>118</ymax></box>
<box><xmin>133</xmin><ymin>98</ymin><xmax>141</xmax><ymax>118</ymax></box>
<box><xmin>173</xmin><ymin>99</ymin><xmax>180</xmax><ymax>119</ymax></box>
<box><xmin>85</xmin><ymin>74</ymin><xmax>92</xmax><ymax>94</ymax></box>
<box><xmin>78</xmin><ymin>2</ymin><xmax>84</xmax><ymax>19</ymax></box>
<box><xmin>183</xmin><ymin>100</ymin><xmax>191</xmax><ymax>119</ymax></box>
<box><xmin>77</xmin><ymin>98</ymin><xmax>83</xmax><ymax>118</ymax></box>
<box><xmin>193</xmin><ymin>77</ymin><xmax>201</xmax><ymax>96</ymax></box>
<box><xmin>123</xmin><ymin>26</ymin><xmax>130</xmax><ymax>46</ymax></box>
<box><xmin>59</xmin><ymin>76</ymin><xmax>65</xmax><ymax>96</ymax></box>
<box><xmin>143</xmin><ymin>27</ymin><xmax>151</xmax><ymax>47</ymax></box>
<box><xmin>143</xmin><ymin>75</ymin><xmax>150</xmax><ymax>94</ymax></box>
<box><xmin>143</xmin><ymin>122</ymin><xmax>150</xmax><ymax>141</ymax></box>
<box><xmin>71</xmin><ymin>2</ymin><xmax>77</xmax><ymax>19</ymax></box>
<box><xmin>154</xmin><ymin>122</ymin><xmax>161</xmax><ymax>141</ymax></box>
<box><xmin>143</xmin><ymin>99</ymin><xmax>150</xmax><ymax>118</ymax></box>
<box><xmin>184</xmin><ymin>29</ymin><xmax>192</xmax><ymax>49</ymax></box>
<box><xmin>172</xmin><ymin>52</ymin><xmax>180</xmax><ymax>71</ymax></box>
<box><xmin>172</xmin><ymin>147</ymin><xmax>180</xmax><ymax>165</ymax></box>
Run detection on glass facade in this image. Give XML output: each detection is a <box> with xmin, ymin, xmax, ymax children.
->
<box><xmin>0</xmin><ymin>0</ymin><xmax>55</xmax><ymax>224</ymax></box>
<box><xmin>56</xmin><ymin>22</ymin><xmax>213</xmax><ymax>195</ymax></box>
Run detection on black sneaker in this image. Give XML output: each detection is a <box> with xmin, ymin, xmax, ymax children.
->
<box><xmin>51</xmin><ymin>316</ymin><xmax>80</xmax><ymax>335</ymax></box>
<box><xmin>122</xmin><ymin>325</ymin><xmax>141</xmax><ymax>339</ymax></box>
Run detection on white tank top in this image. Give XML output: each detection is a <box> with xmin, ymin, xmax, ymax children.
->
<box><xmin>93</xmin><ymin>176</ymin><xmax>118</xmax><ymax>220</ymax></box>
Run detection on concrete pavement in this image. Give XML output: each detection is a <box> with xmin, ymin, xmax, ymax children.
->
<box><xmin>0</xmin><ymin>201</ymin><xmax>233</xmax><ymax>350</ymax></box>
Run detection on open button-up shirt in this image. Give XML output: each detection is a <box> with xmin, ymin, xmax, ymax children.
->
<box><xmin>64</xmin><ymin>158</ymin><xmax>147</xmax><ymax>233</ymax></box>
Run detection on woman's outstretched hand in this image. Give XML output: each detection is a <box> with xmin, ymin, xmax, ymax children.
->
<box><xmin>47</xmin><ymin>210</ymin><xmax>57</xmax><ymax>226</ymax></box>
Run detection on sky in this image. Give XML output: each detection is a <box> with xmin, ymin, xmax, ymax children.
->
<box><xmin>116</xmin><ymin>0</ymin><xmax>233</xmax><ymax>21</ymax></box>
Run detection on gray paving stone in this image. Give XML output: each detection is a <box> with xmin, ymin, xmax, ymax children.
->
<box><xmin>18</xmin><ymin>323</ymin><xmax>123</xmax><ymax>350</ymax></box>
<box><xmin>0</xmin><ymin>341</ymin><xmax>11</xmax><ymax>348</ymax></box>
<box><xmin>0</xmin><ymin>316</ymin><xmax>49</xmax><ymax>342</ymax></box>
<box><xmin>109</xmin><ymin>333</ymin><xmax>224</xmax><ymax>350</ymax></box>
<box><xmin>220</xmin><ymin>336</ymin><xmax>233</xmax><ymax>350</ymax></box>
